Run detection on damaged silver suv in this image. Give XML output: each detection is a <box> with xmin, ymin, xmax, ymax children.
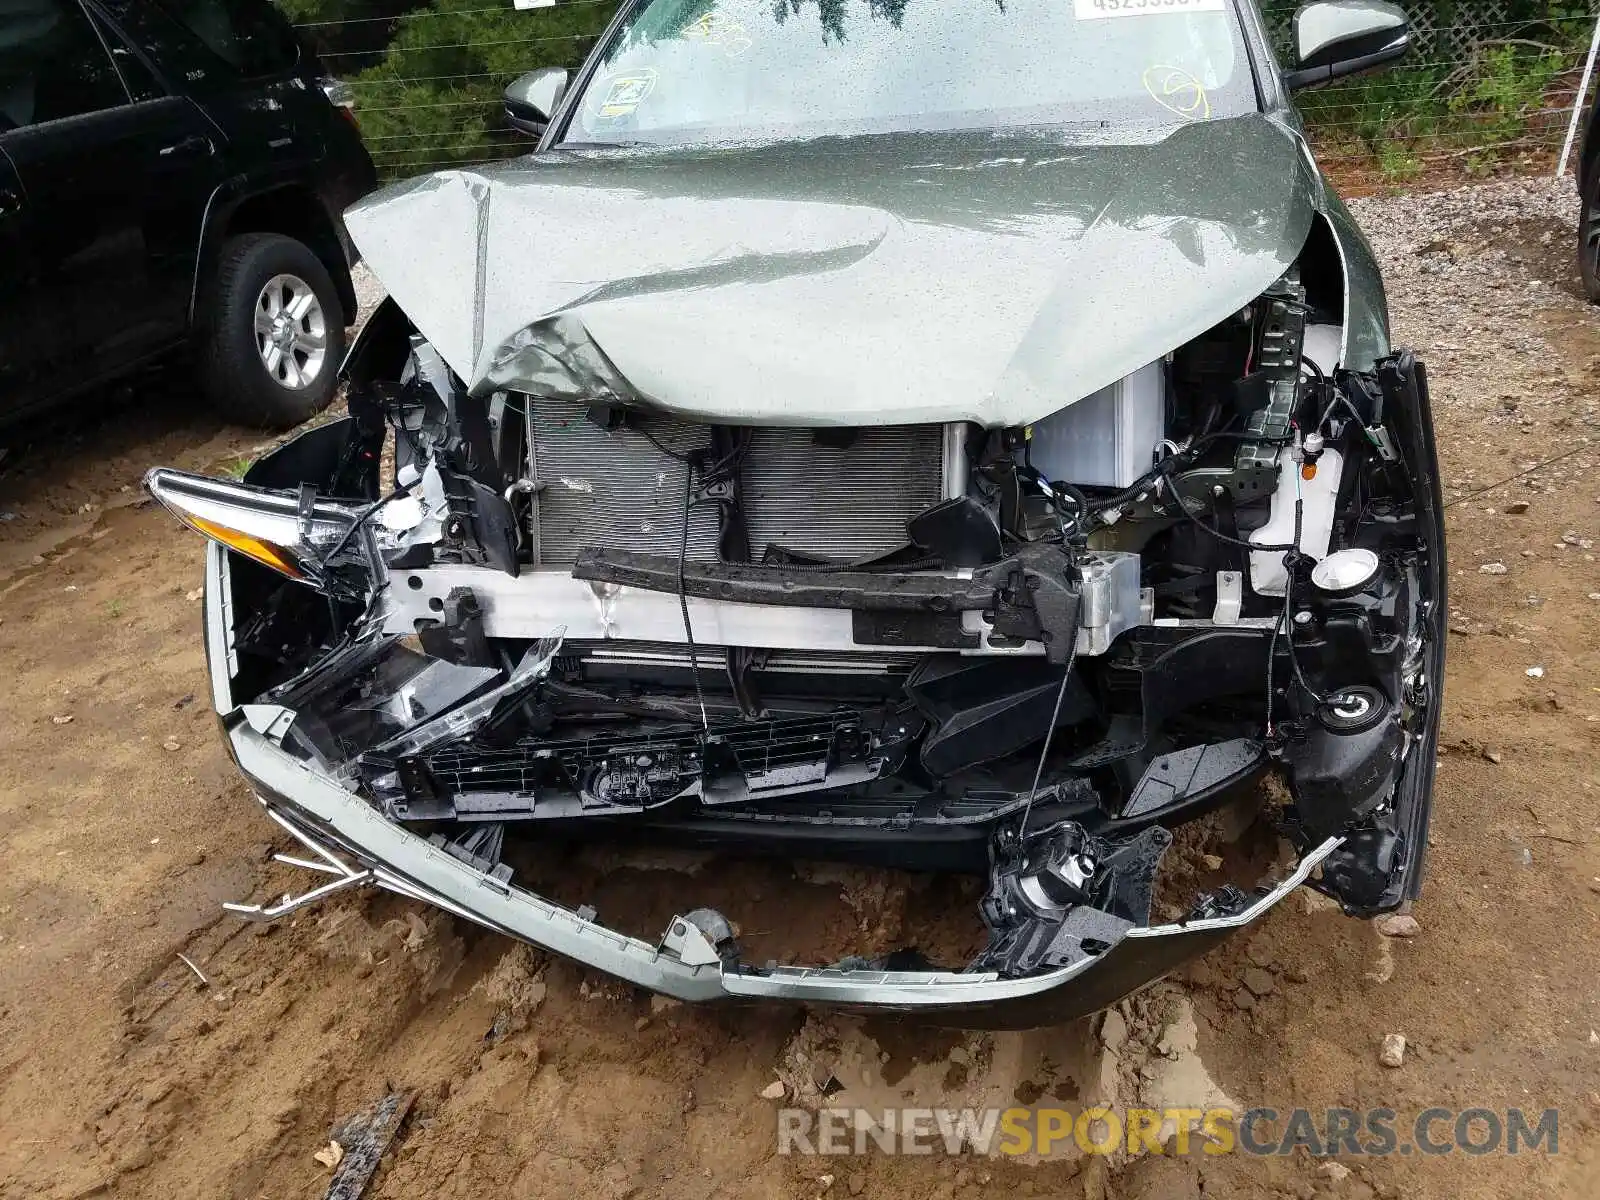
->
<box><xmin>147</xmin><ymin>0</ymin><xmax>1443</xmax><ymax>1027</ymax></box>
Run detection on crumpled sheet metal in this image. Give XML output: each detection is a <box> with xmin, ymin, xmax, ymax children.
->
<box><xmin>343</xmin><ymin>116</ymin><xmax>1341</xmax><ymax>429</ymax></box>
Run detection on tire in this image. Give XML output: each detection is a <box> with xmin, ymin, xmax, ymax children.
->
<box><xmin>198</xmin><ymin>232</ymin><xmax>347</xmax><ymax>430</ymax></box>
<box><xmin>1582</xmin><ymin>160</ymin><xmax>1600</xmax><ymax>304</ymax></box>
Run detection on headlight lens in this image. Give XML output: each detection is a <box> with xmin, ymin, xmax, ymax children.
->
<box><xmin>144</xmin><ymin>467</ymin><xmax>373</xmax><ymax>595</ymax></box>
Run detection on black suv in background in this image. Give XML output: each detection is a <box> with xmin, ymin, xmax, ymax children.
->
<box><xmin>0</xmin><ymin>0</ymin><xmax>376</xmax><ymax>429</ymax></box>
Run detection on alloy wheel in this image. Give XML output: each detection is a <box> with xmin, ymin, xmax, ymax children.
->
<box><xmin>253</xmin><ymin>273</ymin><xmax>328</xmax><ymax>391</ymax></box>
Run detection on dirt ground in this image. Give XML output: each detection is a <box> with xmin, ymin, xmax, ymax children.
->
<box><xmin>2</xmin><ymin>175</ymin><xmax>1599</xmax><ymax>1200</ymax></box>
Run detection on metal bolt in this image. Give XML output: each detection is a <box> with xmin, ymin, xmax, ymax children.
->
<box><xmin>1293</xmin><ymin>610</ymin><xmax>1314</xmax><ymax>627</ymax></box>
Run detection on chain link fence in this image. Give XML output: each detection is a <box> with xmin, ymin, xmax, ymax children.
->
<box><xmin>1260</xmin><ymin>1</ymin><xmax>1598</xmax><ymax>172</ymax></box>
<box><xmin>282</xmin><ymin>0</ymin><xmax>1600</xmax><ymax>180</ymax></box>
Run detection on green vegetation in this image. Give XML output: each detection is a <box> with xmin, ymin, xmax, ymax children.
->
<box><xmin>1262</xmin><ymin>0</ymin><xmax>1594</xmax><ymax>175</ymax></box>
<box><xmin>283</xmin><ymin>0</ymin><xmax>1598</xmax><ymax>178</ymax></box>
<box><xmin>285</xmin><ymin>0</ymin><xmax>620</xmax><ymax>175</ymax></box>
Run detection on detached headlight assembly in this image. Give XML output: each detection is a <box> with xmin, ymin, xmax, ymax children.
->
<box><xmin>144</xmin><ymin>468</ymin><xmax>379</xmax><ymax>598</ymax></box>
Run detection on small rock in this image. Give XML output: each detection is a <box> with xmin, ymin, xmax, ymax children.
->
<box><xmin>1588</xmin><ymin>593</ymin><xmax>1600</xmax><ymax>602</ymax></box>
<box><xmin>1379</xmin><ymin>1033</ymin><xmax>1407</xmax><ymax>1068</ymax></box>
<box><xmin>185</xmin><ymin>587</ymin><xmax>204</xmax><ymax>602</ymax></box>
<box><xmin>1376</xmin><ymin>914</ymin><xmax>1420</xmax><ymax>938</ymax></box>
<box><xmin>1483</xmin><ymin>749</ymin><xmax>1502</xmax><ymax>764</ymax></box>
<box><xmin>1100</xmin><ymin>1008</ymin><xmax>1128</xmax><ymax>1051</ymax></box>
<box><xmin>1506</xmin><ymin>501</ymin><xmax>1530</xmax><ymax>514</ymax></box>
<box><xmin>161</xmin><ymin>739</ymin><xmax>181</xmax><ymax>752</ymax></box>
<box><xmin>1320</xmin><ymin>1161</ymin><xmax>1352</xmax><ymax>1182</ymax></box>
<box><xmin>1201</xmin><ymin>853</ymin><xmax>1224</xmax><ymax>871</ymax></box>
<box><xmin>848</xmin><ymin>1172</ymin><xmax>866</xmax><ymax>1196</ymax></box>
<box><xmin>819</xmin><ymin>1174</ymin><xmax>835</xmax><ymax>1191</ymax></box>
<box><xmin>51</xmin><ymin>714</ymin><xmax>74</xmax><ymax>725</ymax></box>
<box><xmin>811</xmin><ymin>1060</ymin><xmax>843</xmax><ymax>1095</ymax></box>
<box><xmin>1233</xmin><ymin>989</ymin><xmax>1257</xmax><ymax>1012</ymax></box>
<box><xmin>1526</xmin><ymin>666</ymin><xmax>1545</xmax><ymax>678</ymax></box>
<box><xmin>1589</xmin><ymin>1030</ymin><xmax>1598</xmax><ymax>1045</ymax></box>
<box><xmin>313</xmin><ymin>1141</ymin><xmax>344</xmax><ymax>1169</ymax></box>
<box><xmin>400</xmin><ymin>910</ymin><xmax>429</xmax><ymax>951</ymax></box>
<box><xmin>649</xmin><ymin>995</ymin><xmax>681</xmax><ymax>1015</ymax></box>
<box><xmin>1478</xmin><ymin>562</ymin><xmax>1508</xmax><ymax>575</ymax></box>
<box><xmin>1241</xmin><ymin>966</ymin><xmax>1276</xmax><ymax>997</ymax></box>
<box><xmin>760</xmin><ymin>1079</ymin><xmax>787</xmax><ymax>1101</ymax></box>
<box><xmin>948</xmin><ymin>1045</ymin><xmax>970</xmax><ymax>1066</ymax></box>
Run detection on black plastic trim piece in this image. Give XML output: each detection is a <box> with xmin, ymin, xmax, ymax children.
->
<box><xmin>573</xmin><ymin>548</ymin><xmax>1000</xmax><ymax>611</ymax></box>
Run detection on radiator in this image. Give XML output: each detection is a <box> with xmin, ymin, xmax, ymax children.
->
<box><xmin>742</xmin><ymin>425</ymin><xmax>943</xmax><ymax>561</ymax></box>
<box><xmin>526</xmin><ymin>398</ymin><xmax>721</xmax><ymax>565</ymax></box>
<box><xmin>523</xmin><ymin>398</ymin><xmax>944</xmax><ymax>566</ymax></box>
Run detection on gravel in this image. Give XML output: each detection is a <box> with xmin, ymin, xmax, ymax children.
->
<box><xmin>1348</xmin><ymin>177</ymin><xmax>1598</xmax><ymax>509</ymax></box>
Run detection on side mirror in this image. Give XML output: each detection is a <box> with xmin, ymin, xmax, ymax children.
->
<box><xmin>1283</xmin><ymin>1</ymin><xmax>1408</xmax><ymax>91</ymax></box>
<box><xmin>504</xmin><ymin>67</ymin><xmax>570</xmax><ymax>136</ymax></box>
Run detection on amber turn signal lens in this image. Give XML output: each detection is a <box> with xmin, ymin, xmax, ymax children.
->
<box><xmin>187</xmin><ymin>516</ymin><xmax>305</xmax><ymax>580</ymax></box>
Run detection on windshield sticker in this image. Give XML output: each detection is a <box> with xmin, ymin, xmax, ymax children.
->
<box><xmin>683</xmin><ymin>12</ymin><xmax>755</xmax><ymax>56</ymax></box>
<box><xmin>1142</xmin><ymin>64</ymin><xmax>1211</xmax><ymax>121</ymax></box>
<box><xmin>1076</xmin><ymin>0</ymin><xmax>1223</xmax><ymax>19</ymax></box>
<box><xmin>596</xmin><ymin>69</ymin><xmax>658</xmax><ymax>119</ymax></box>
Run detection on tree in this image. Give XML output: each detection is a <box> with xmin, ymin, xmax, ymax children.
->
<box><xmin>311</xmin><ymin>0</ymin><xmax>621</xmax><ymax>175</ymax></box>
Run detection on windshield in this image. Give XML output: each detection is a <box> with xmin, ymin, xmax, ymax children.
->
<box><xmin>564</xmin><ymin>0</ymin><xmax>1258</xmax><ymax>146</ymax></box>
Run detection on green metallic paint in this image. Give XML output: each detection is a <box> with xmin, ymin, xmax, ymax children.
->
<box><xmin>346</xmin><ymin>113</ymin><xmax>1386</xmax><ymax>426</ymax></box>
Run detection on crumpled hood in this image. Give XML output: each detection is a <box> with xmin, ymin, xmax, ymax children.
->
<box><xmin>345</xmin><ymin>115</ymin><xmax>1321</xmax><ymax>428</ymax></box>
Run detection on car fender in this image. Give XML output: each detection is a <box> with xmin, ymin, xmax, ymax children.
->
<box><xmin>189</xmin><ymin>170</ymin><xmax>358</xmax><ymax>329</ymax></box>
<box><xmin>1317</xmin><ymin>189</ymin><xmax>1391</xmax><ymax>372</ymax></box>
